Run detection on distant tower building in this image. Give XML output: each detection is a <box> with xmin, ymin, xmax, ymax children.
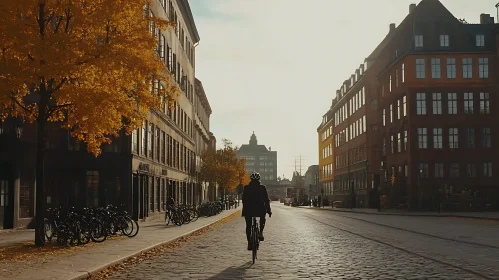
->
<box><xmin>236</xmin><ymin>132</ymin><xmax>278</xmax><ymax>185</ymax></box>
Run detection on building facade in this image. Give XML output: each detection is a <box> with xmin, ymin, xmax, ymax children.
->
<box><xmin>0</xmin><ymin>0</ymin><xmax>218</xmax><ymax>229</ymax></box>
<box><xmin>304</xmin><ymin>165</ymin><xmax>320</xmax><ymax>200</ymax></box>
<box><xmin>377</xmin><ymin>0</ymin><xmax>499</xmax><ymax>210</ymax></box>
<box><xmin>317</xmin><ymin>110</ymin><xmax>334</xmax><ymax>203</ymax></box>
<box><xmin>237</xmin><ymin>132</ymin><xmax>277</xmax><ymax>185</ymax></box>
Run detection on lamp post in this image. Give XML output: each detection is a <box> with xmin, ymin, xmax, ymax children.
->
<box><xmin>418</xmin><ymin>169</ymin><xmax>423</xmax><ymax>210</ymax></box>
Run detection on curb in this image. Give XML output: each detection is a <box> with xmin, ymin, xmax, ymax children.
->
<box><xmin>297</xmin><ymin>206</ymin><xmax>499</xmax><ymax>221</ymax></box>
<box><xmin>70</xmin><ymin>209</ymin><xmax>241</xmax><ymax>280</ymax></box>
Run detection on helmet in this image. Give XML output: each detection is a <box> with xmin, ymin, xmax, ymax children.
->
<box><xmin>250</xmin><ymin>171</ymin><xmax>261</xmax><ymax>181</ymax></box>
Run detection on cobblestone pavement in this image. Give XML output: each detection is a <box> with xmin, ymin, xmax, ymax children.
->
<box><xmin>109</xmin><ymin>203</ymin><xmax>499</xmax><ymax>280</ymax></box>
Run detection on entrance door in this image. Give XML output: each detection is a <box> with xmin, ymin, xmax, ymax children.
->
<box><xmin>0</xmin><ymin>180</ymin><xmax>13</xmax><ymax>229</ymax></box>
<box><xmin>132</xmin><ymin>175</ymin><xmax>139</xmax><ymax>221</ymax></box>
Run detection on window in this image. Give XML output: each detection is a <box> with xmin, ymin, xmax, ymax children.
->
<box><xmin>479</xmin><ymin>92</ymin><xmax>490</xmax><ymax>115</ymax></box>
<box><xmin>446</xmin><ymin>58</ymin><xmax>456</xmax><ymax>78</ymax></box>
<box><xmin>397</xmin><ymin>100</ymin><xmax>401</xmax><ymax>120</ymax></box>
<box><xmin>415</xmin><ymin>35</ymin><xmax>423</xmax><ymax>48</ymax></box>
<box><xmin>389</xmin><ymin>75</ymin><xmax>392</xmax><ymax>92</ymax></box>
<box><xmin>404</xmin><ymin>165</ymin><xmax>409</xmax><ymax>177</ymax></box>
<box><xmin>0</xmin><ymin>180</ymin><xmax>9</xmax><ymax>207</ymax></box>
<box><xmin>450</xmin><ymin>163</ymin><xmax>459</xmax><ymax>177</ymax></box>
<box><xmin>416</xmin><ymin>59</ymin><xmax>425</xmax><ymax>78</ymax></box>
<box><xmin>435</xmin><ymin>163</ymin><xmax>444</xmax><ymax>178</ymax></box>
<box><xmin>419</xmin><ymin>163</ymin><xmax>429</xmax><ymax>178</ymax></box>
<box><xmin>476</xmin><ymin>34</ymin><xmax>485</xmax><ymax>47</ymax></box>
<box><xmin>86</xmin><ymin>171</ymin><xmax>99</xmax><ymax>207</ymax></box>
<box><xmin>397</xmin><ymin>133</ymin><xmax>401</xmax><ymax>153</ymax></box>
<box><xmin>390</xmin><ymin>135</ymin><xmax>394</xmax><ymax>154</ymax></box>
<box><xmin>464</xmin><ymin>92</ymin><xmax>473</xmax><ymax>114</ymax></box>
<box><xmin>418</xmin><ymin>128</ymin><xmax>427</xmax><ymax>149</ymax></box>
<box><xmin>155</xmin><ymin>128</ymin><xmax>160</xmax><ymax>161</ymax></box>
<box><xmin>466</xmin><ymin>128</ymin><xmax>475</xmax><ymax>148</ymax></box>
<box><xmin>483</xmin><ymin>162</ymin><xmax>493</xmax><ymax>177</ymax></box>
<box><xmin>132</xmin><ymin>129</ymin><xmax>138</xmax><ymax>153</ymax></box>
<box><xmin>416</xmin><ymin>93</ymin><xmax>426</xmax><ymax>115</ymax></box>
<box><xmin>466</xmin><ymin>163</ymin><xmax>476</xmax><ymax>177</ymax></box>
<box><xmin>431</xmin><ymin>58</ymin><xmax>441</xmax><ymax>78</ymax></box>
<box><xmin>479</xmin><ymin>58</ymin><xmax>489</xmax><ymax>78</ymax></box>
<box><xmin>141</xmin><ymin>122</ymin><xmax>146</xmax><ymax>155</ymax></box>
<box><xmin>148</xmin><ymin>123</ymin><xmax>153</xmax><ymax>158</ymax></box>
<box><xmin>440</xmin><ymin>35</ymin><xmax>449</xmax><ymax>47</ymax></box>
<box><xmin>449</xmin><ymin>128</ymin><xmax>459</xmax><ymax>149</ymax></box>
<box><xmin>448</xmin><ymin>93</ymin><xmax>457</xmax><ymax>114</ymax></box>
<box><xmin>382</xmin><ymin>109</ymin><xmax>386</xmax><ymax>126</ymax></box>
<box><xmin>404</xmin><ymin>130</ymin><xmax>408</xmax><ymax>151</ymax></box>
<box><xmin>483</xmin><ymin>127</ymin><xmax>491</xmax><ymax>148</ymax></box>
<box><xmin>390</xmin><ymin>104</ymin><xmax>393</xmax><ymax>123</ymax></box>
<box><xmin>433</xmin><ymin>128</ymin><xmax>442</xmax><ymax>149</ymax></box>
<box><xmin>402</xmin><ymin>64</ymin><xmax>405</xmax><ymax>83</ymax></box>
<box><xmin>161</xmin><ymin>131</ymin><xmax>166</xmax><ymax>164</ymax></box>
<box><xmin>463</xmin><ymin>58</ymin><xmax>472</xmax><ymax>78</ymax></box>
<box><xmin>432</xmin><ymin>93</ymin><xmax>442</xmax><ymax>115</ymax></box>
<box><xmin>403</xmin><ymin>95</ymin><xmax>407</xmax><ymax>117</ymax></box>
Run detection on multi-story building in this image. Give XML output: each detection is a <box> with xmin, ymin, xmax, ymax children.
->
<box><xmin>377</xmin><ymin>0</ymin><xmax>499</xmax><ymax>209</ymax></box>
<box><xmin>330</xmin><ymin>63</ymin><xmax>370</xmax><ymax>208</ymax></box>
<box><xmin>130</xmin><ymin>0</ymin><xmax>200</xmax><ymax>220</ymax></box>
<box><xmin>193</xmin><ymin>78</ymin><xmax>217</xmax><ymax>203</ymax></box>
<box><xmin>237</xmin><ymin>132</ymin><xmax>277</xmax><ymax>185</ymax></box>
<box><xmin>304</xmin><ymin>165</ymin><xmax>320</xmax><ymax>200</ymax></box>
<box><xmin>317</xmin><ymin>109</ymin><xmax>334</xmax><ymax>203</ymax></box>
<box><xmin>0</xmin><ymin>0</ymin><xmax>210</xmax><ymax>229</ymax></box>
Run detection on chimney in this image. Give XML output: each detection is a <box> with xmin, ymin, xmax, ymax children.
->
<box><xmin>389</xmin><ymin>23</ymin><xmax>396</xmax><ymax>32</ymax></box>
<box><xmin>409</xmin><ymin>4</ymin><xmax>416</xmax><ymax>14</ymax></box>
<box><xmin>480</xmin><ymin>13</ymin><xmax>492</xmax><ymax>24</ymax></box>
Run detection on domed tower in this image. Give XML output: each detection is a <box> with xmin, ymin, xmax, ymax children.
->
<box><xmin>249</xmin><ymin>131</ymin><xmax>258</xmax><ymax>145</ymax></box>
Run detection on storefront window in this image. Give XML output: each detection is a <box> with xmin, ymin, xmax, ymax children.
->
<box><xmin>19</xmin><ymin>174</ymin><xmax>34</xmax><ymax>218</ymax></box>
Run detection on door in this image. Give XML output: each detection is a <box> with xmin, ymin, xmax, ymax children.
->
<box><xmin>132</xmin><ymin>174</ymin><xmax>139</xmax><ymax>221</ymax></box>
<box><xmin>0</xmin><ymin>180</ymin><xmax>13</xmax><ymax>229</ymax></box>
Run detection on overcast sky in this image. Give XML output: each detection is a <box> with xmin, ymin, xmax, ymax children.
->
<box><xmin>189</xmin><ymin>0</ymin><xmax>498</xmax><ymax>179</ymax></box>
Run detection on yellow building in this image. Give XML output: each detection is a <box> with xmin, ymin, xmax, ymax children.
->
<box><xmin>317</xmin><ymin>108</ymin><xmax>334</xmax><ymax>204</ymax></box>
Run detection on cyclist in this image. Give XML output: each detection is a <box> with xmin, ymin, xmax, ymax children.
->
<box><xmin>242</xmin><ymin>171</ymin><xmax>272</xmax><ymax>250</ymax></box>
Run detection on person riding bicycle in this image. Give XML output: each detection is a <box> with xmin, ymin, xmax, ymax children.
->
<box><xmin>242</xmin><ymin>171</ymin><xmax>272</xmax><ymax>250</ymax></box>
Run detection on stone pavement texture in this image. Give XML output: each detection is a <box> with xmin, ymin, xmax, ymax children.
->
<box><xmin>108</xmin><ymin>203</ymin><xmax>499</xmax><ymax>280</ymax></box>
<box><xmin>1</xmin><ymin>207</ymin><xmax>240</xmax><ymax>280</ymax></box>
<box><xmin>319</xmin><ymin>206</ymin><xmax>499</xmax><ymax>220</ymax></box>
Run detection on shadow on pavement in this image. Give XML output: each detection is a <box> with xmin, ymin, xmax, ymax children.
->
<box><xmin>205</xmin><ymin>261</ymin><xmax>253</xmax><ymax>279</ymax></box>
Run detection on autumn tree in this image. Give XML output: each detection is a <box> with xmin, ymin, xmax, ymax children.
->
<box><xmin>199</xmin><ymin>139</ymin><xmax>248</xmax><ymax>199</ymax></box>
<box><xmin>0</xmin><ymin>0</ymin><xmax>179</xmax><ymax>245</ymax></box>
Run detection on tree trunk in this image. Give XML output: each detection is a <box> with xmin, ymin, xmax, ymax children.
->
<box><xmin>34</xmin><ymin>98</ymin><xmax>47</xmax><ymax>246</ymax></box>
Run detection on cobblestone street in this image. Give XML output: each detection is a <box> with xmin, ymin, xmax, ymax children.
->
<box><xmin>109</xmin><ymin>203</ymin><xmax>499</xmax><ymax>280</ymax></box>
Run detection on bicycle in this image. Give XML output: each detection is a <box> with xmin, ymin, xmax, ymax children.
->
<box><xmin>250</xmin><ymin>217</ymin><xmax>260</xmax><ymax>264</ymax></box>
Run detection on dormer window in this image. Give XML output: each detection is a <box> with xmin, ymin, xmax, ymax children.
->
<box><xmin>476</xmin><ymin>35</ymin><xmax>485</xmax><ymax>47</ymax></box>
<box><xmin>415</xmin><ymin>35</ymin><xmax>423</xmax><ymax>48</ymax></box>
<box><xmin>440</xmin><ymin>35</ymin><xmax>449</xmax><ymax>47</ymax></box>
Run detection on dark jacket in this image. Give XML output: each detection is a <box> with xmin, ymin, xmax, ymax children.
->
<box><xmin>242</xmin><ymin>180</ymin><xmax>271</xmax><ymax>217</ymax></box>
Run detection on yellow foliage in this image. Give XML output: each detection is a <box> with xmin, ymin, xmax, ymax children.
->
<box><xmin>199</xmin><ymin>139</ymin><xmax>248</xmax><ymax>193</ymax></box>
<box><xmin>0</xmin><ymin>0</ymin><xmax>180</xmax><ymax>155</ymax></box>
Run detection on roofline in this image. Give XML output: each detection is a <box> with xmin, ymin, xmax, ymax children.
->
<box><xmin>194</xmin><ymin>78</ymin><xmax>212</xmax><ymax>114</ymax></box>
<box><xmin>177</xmin><ymin>0</ymin><xmax>200</xmax><ymax>43</ymax></box>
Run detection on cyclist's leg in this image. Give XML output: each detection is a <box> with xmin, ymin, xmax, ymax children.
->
<box><xmin>244</xmin><ymin>216</ymin><xmax>252</xmax><ymax>242</ymax></box>
<box><xmin>258</xmin><ymin>215</ymin><xmax>266</xmax><ymax>241</ymax></box>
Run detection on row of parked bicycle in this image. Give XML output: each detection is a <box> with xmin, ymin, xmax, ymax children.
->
<box><xmin>165</xmin><ymin>201</ymin><xmax>226</xmax><ymax>226</ymax></box>
<box><xmin>42</xmin><ymin>205</ymin><xmax>139</xmax><ymax>247</ymax></box>
<box><xmin>41</xmin><ymin>201</ymin><xmax>228</xmax><ymax>246</ymax></box>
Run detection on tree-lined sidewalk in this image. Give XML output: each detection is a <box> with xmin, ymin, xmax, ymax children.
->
<box><xmin>1</xmin><ymin>208</ymin><xmax>241</xmax><ymax>280</ymax></box>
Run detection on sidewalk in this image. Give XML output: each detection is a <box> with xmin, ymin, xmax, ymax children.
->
<box><xmin>299</xmin><ymin>206</ymin><xmax>499</xmax><ymax>221</ymax></box>
<box><xmin>1</xmin><ymin>207</ymin><xmax>241</xmax><ymax>280</ymax></box>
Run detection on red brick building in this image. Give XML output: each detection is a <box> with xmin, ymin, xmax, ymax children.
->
<box><xmin>377</xmin><ymin>0</ymin><xmax>499</xmax><ymax>210</ymax></box>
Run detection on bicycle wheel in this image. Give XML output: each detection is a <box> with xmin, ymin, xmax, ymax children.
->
<box><xmin>252</xmin><ymin>220</ymin><xmax>259</xmax><ymax>263</ymax></box>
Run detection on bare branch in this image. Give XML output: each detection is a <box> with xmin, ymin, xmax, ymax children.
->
<box><xmin>53</xmin><ymin>16</ymin><xmax>63</xmax><ymax>33</ymax></box>
<box><xmin>11</xmin><ymin>96</ymin><xmax>34</xmax><ymax>116</ymax></box>
<box><xmin>64</xmin><ymin>8</ymin><xmax>72</xmax><ymax>33</ymax></box>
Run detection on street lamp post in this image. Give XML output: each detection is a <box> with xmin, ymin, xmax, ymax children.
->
<box><xmin>418</xmin><ymin>169</ymin><xmax>423</xmax><ymax>210</ymax></box>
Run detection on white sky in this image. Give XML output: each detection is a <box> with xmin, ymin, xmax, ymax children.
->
<box><xmin>189</xmin><ymin>0</ymin><xmax>498</xmax><ymax>179</ymax></box>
